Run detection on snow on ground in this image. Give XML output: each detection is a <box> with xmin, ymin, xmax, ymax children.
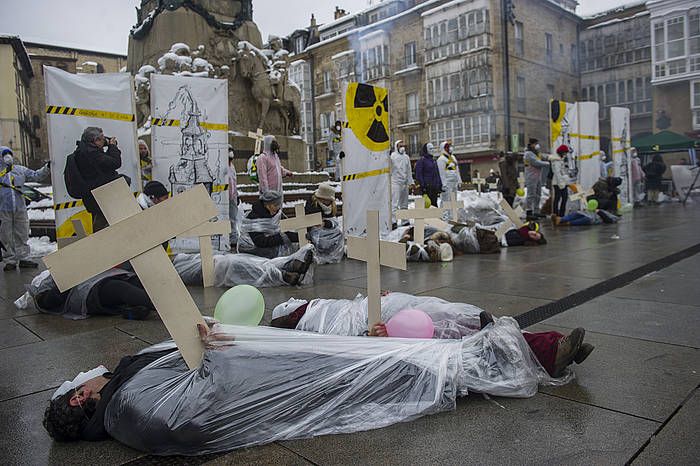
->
<box><xmin>27</xmin><ymin>209</ymin><xmax>55</xmax><ymax>221</ymax></box>
<box><xmin>28</xmin><ymin>236</ymin><xmax>57</xmax><ymax>257</ymax></box>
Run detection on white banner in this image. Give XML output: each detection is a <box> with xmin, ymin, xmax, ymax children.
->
<box><xmin>610</xmin><ymin>107</ymin><xmax>633</xmax><ymax>207</ymax></box>
<box><xmin>549</xmin><ymin>100</ymin><xmax>578</xmax><ymax>179</ymax></box>
<box><xmin>44</xmin><ymin>66</ymin><xmax>140</xmax><ymax>239</ymax></box>
<box><xmin>341</xmin><ymin>82</ymin><xmax>391</xmax><ymax>236</ymax></box>
<box><xmin>575</xmin><ymin>102</ymin><xmax>601</xmax><ymax>191</ymax></box>
<box><xmin>150</xmin><ymin>74</ymin><xmax>229</xmax><ymax>252</ymax></box>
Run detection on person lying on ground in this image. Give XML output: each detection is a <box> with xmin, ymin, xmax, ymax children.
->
<box><xmin>270</xmin><ymin>292</ymin><xmax>593</xmax><ymax>378</ymax></box>
<box><xmin>589</xmin><ymin>176</ymin><xmax>622</xmax><ymax>213</ymax></box>
<box><xmin>503</xmin><ymin>222</ymin><xmax>547</xmax><ymax>247</ymax></box>
<box><xmin>238</xmin><ymin>190</ymin><xmax>299</xmax><ymax>259</ymax></box>
<box><xmin>28</xmin><ymin>269</ymin><xmax>155</xmax><ymax>320</ymax></box>
<box><xmin>43</xmin><ymin>309</ymin><xmax>583</xmax><ymax>454</ymax></box>
<box><xmin>551</xmin><ymin>209</ymin><xmax>619</xmax><ymax>226</ymax></box>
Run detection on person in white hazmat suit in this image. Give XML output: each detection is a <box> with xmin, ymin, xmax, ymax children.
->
<box><xmin>436</xmin><ymin>141</ymin><xmax>462</xmax><ymax>220</ymax></box>
<box><xmin>523</xmin><ymin>138</ymin><xmax>549</xmax><ymax>220</ymax></box>
<box><xmin>390</xmin><ymin>140</ymin><xmax>414</xmax><ymax>226</ymax></box>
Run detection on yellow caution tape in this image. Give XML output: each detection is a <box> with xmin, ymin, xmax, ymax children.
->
<box><xmin>342</xmin><ymin>166</ymin><xmax>390</xmax><ymax>182</ymax></box>
<box><xmin>46</xmin><ymin>106</ymin><xmax>135</xmax><ymax>122</ymax></box>
<box><xmin>212</xmin><ymin>184</ymin><xmax>229</xmax><ymax>193</ymax></box>
<box><xmin>578</xmin><ymin>151</ymin><xmax>601</xmax><ymax>160</ymax></box>
<box><xmin>570</xmin><ymin>133</ymin><xmax>600</xmax><ymax>140</ymax></box>
<box><xmin>150</xmin><ymin>118</ymin><xmax>228</xmax><ymax>132</ymax></box>
<box><xmin>54</xmin><ymin>191</ymin><xmax>140</xmax><ymax>210</ymax></box>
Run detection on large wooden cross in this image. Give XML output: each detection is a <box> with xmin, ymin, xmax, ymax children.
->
<box><xmin>43</xmin><ymin>179</ymin><xmax>215</xmax><ymax>369</ymax></box>
<box><xmin>499</xmin><ymin>198</ymin><xmax>525</xmax><ymax>228</ymax></box>
<box><xmin>396</xmin><ymin>206</ymin><xmax>446</xmax><ymax>245</ymax></box>
<box><xmin>247</xmin><ymin>128</ymin><xmax>265</xmax><ymax>154</ymax></box>
<box><xmin>346</xmin><ymin>211</ymin><xmax>407</xmax><ymax>330</ymax></box>
<box><xmin>176</xmin><ymin>220</ymin><xmax>231</xmax><ymax>287</ymax></box>
<box><xmin>472</xmin><ymin>177</ymin><xmax>486</xmax><ymax>194</ymax></box>
<box><xmin>280</xmin><ymin>203</ymin><xmax>322</xmax><ymax>247</ymax></box>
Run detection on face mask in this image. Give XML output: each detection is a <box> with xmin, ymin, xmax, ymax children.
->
<box><xmin>447</xmin><ymin>147</ymin><xmax>453</xmax><ymax>155</ymax></box>
<box><xmin>534</xmin><ymin>144</ymin><xmax>541</xmax><ymax>151</ymax></box>
<box><xmin>335</xmin><ymin>125</ymin><xmax>341</xmax><ymax>131</ymax></box>
<box><xmin>426</xmin><ymin>144</ymin><xmax>434</xmax><ymax>155</ymax></box>
<box><xmin>3</xmin><ymin>155</ymin><xmax>13</xmax><ymax>166</ymax></box>
<box><xmin>399</xmin><ymin>147</ymin><xmax>406</xmax><ymax>154</ymax></box>
<box><xmin>270</xmin><ymin>141</ymin><xmax>280</xmax><ymax>153</ymax></box>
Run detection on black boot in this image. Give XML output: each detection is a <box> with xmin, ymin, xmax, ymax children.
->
<box><xmin>479</xmin><ymin>311</ymin><xmax>494</xmax><ymax>329</ymax></box>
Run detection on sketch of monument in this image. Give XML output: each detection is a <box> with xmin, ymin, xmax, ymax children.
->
<box><xmin>160</xmin><ymin>84</ymin><xmax>219</xmax><ymax>196</ymax></box>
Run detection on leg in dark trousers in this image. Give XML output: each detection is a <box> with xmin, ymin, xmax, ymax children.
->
<box><xmin>504</xmin><ymin>195</ymin><xmax>515</xmax><ymax>208</ymax></box>
<box><xmin>97</xmin><ymin>277</ymin><xmax>154</xmax><ymax>316</ymax></box>
<box><xmin>427</xmin><ymin>187</ymin><xmax>440</xmax><ymax>208</ymax></box>
<box><xmin>553</xmin><ymin>186</ymin><xmax>568</xmax><ymax>217</ymax></box>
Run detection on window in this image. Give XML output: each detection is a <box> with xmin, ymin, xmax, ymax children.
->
<box><xmin>545</xmin><ymin>33</ymin><xmax>553</xmax><ymax>64</ymax></box>
<box><xmin>408</xmin><ymin>133</ymin><xmax>419</xmax><ymax>155</ymax></box>
<box><xmin>667</xmin><ymin>16</ymin><xmax>685</xmax><ymax>59</ymax></box>
<box><xmin>571</xmin><ymin>44</ymin><xmax>577</xmax><ymax>72</ymax></box>
<box><xmin>605</xmin><ymin>83</ymin><xmax>616</xmax><ymax>106</ymax></box>
<box><xmin>692</xmin><ymin>80</ymin><xmax>700</xmax><ymax>129</ymax></box>
<box><xmin>514</xmin><ymin>21</ymin><xmax>524</xmax><ymax>56</ymax></box>
<box><xmin>295</xmin><ymin>36</ymin><xmax>305</xmax><ymax>54</ymax></box>
<box><xmin>559</xmin><ymin>43</ymin><xmax>564</xmax><ymax>54</ymax></box>
<box><xmin>517</xmin><ymin>122</ymin><xmax>525</xmax><ymax>150</ymax></box>
<box><xmin>406</xmin><ymin>92</ymin><xmax>419</xmax><ymax>122</ymax></box>
<box><xmin>323</xmin><ymin>70</ymin><xmax>332</xmax><ymax>93</ymax></box>
<box><xmin>516</xmin><ymin>76</ymin><xmax>526</xmax><ymax>113</ymax></box>
<box><xmin>690</xmin><ymin>11</ymin><xmax>700</xmax><ymax>55</ymax></box>
<box><xmin>404</xmin><ymin>42</ymin><xmax>417</xmax><ymax>67</ymax></box>
<box><xmin>654</xmin><ymin>21</ymin><xmax>665</xmax><ymax>61</ymax></box>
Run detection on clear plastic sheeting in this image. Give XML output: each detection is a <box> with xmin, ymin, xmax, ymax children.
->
<box><xmin>406</xmin><ymin>242</ymin><xmax>429</xmax><ymax>262</ymax></box>
<box><xmin>173</xmin><ymin>244</ymin><xmax>315</xmax><ymax>288</ymax></box>
<box><xmin>104</xmin><ymin>325</ymin><xmax>462</xmax><ymax>455</ymax></box>
<box><xmin>451</xmin><ymin>227</ymin><xmax>481</xmax><ymax>254</ymax></box>
<box><xmin>104</xmin><ymin>318</ymin><xmax>570</xmax><ymax>455</ymax></box>
<box><xmin>308</xmin><ymin>219</ymin><xmax>344</xmax><ymax>264</ymax></box>
<box><xmin>237</xmin><ymin>210</ymin><xmax>294</xmax><ymax>257</ymax></box>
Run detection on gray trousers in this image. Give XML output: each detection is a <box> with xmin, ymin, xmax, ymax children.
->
<box><xmin>525</xmin><ymin>181</ymin><xmax>542</xmax><ymax>213</ymax></box>
<box><xmin>391</xmin><ymin>182</ymin><xmax>409</xmax><ymax>223</ymax></box>
<box><xmin>0</xmin><ymin>210</ymin><xmax>30</xmax><ymax>264</ymax></box>
<box><xmin>229</xmin><ymin>201</ymin><xmax>239</xmax><ymax>245</ymax></box>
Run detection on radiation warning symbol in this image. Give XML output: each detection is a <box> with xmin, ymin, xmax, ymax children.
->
<box><xmin>345</xmin><ymin>83</ymin><xmax>390</xmax><ymax>152</ymax></box>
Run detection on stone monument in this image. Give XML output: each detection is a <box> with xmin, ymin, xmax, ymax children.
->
<box><xmin>127</xmin><ymin>0</ymin><xmax>305</xmax><ymax>172</ymax></box>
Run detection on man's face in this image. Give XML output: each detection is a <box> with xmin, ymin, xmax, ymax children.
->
<box><xmin>265</xmin><ymin>202</ymin><xmax>281</xmax><ymax>215</ymax></box>
<box><xmin>528</xmin><ymin>231</ymin><xmax>541</xmax><ymax>241</ymax></box>
<box><xmin>153</xmin><ymin>194</ymin><xmax>169</xmax><ymax>205</ymax></box>
<box><xmin>68</xmin><ymin>382</ymin><xmax>101</xmax><ymax>407</ymax></box>
<box><xmin>93</xmin><ymin>134</ymin><xmax>106</xmax><ymax>149</ymax></box>
<box><xmin>139</xmin><ymin>143</ymin><xmax>149</xmax><ymax>157</ymax></box>
<box><xmin>398</xmin><ymin>143</ymin><xmax>406</xmax><ymax>153</ymax></box>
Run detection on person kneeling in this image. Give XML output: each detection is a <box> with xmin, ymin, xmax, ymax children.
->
<box><xmin>238</xmin><ymin>190</ymin><xmax>298</xmax><ymax>259</ymax></box>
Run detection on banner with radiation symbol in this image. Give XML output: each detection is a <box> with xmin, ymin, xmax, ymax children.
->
<box><xmin>341</xmin><ymin>82</ymin><xmax>391</xmax><ymax>237</ymax></box>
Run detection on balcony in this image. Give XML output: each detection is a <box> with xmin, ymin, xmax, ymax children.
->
<box><xmin>314</xmin><ymin>79</ymin><xmax>338</xmax><ymax>100</ymax></box>
<box><xmin>362</xmin><ymin>64</ymin><xmax>391</xmax><ymax>82</ymax></box>
<box><xmin>397</xmin><ymin>109</ymin><xmax>422</xmax><ymax>127</ymax></box>
<box><xmin>394</xmin><ymin>55</ymin><xmax>423</xmax><ymax>76</ymax></box>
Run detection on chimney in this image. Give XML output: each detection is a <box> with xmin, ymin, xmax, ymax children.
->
<box><xmin>334</xmin><ymin>6</ymin><xmax>348</xmax><ymax>20</ymax></box>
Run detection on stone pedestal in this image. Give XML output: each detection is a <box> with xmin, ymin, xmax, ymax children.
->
<box><xmin>230</xmin><ymin>134</ymin><xmax>307</xmax><ymax>173</ymax></box>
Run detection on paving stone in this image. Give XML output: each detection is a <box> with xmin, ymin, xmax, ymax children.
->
<box><xmin>202</xmin><ymin>443</ymin><xmax>313</xmax><ymax>465</ymax></box>
<box><xmin>531</xmin><ymin>325</ymin><xmax>700</xmax><ymax>422</ymax></box>
<box><xmin>0</xmin><ymin>319</ymin><xmax>41</xmax><ymax>350</ymax></box>
<box><xmin>281</xmin><ymin>393</ymin><xmax>658</xmax><ymax>466</ymax></box>
<box><xmin>0</xmin><ymin>328</ymin><xmax>147</xmax><ymax>402</ymax></box>
<box><xmin>543</xmin><ymin>296</ymin><xmax>700</xmax><ymax>348</ymax></box>
<box><xmin>610</xmin><ymin>273</ymin><xmax>700</xmax><ymax>307</ymax></box>
<box><xmin>0</xmin><ymin>389</ymin><xmax>143</xmax><ymax>466</ymax></box>
<box><xmin>632</xmin><ymin>389</ymin><xmax>700</xmax><ymax>465</ymax></box>
<box><xmin>14</xmin><ymin>313</ymin><xmax>125</xmax><ymax>341</ymax></box>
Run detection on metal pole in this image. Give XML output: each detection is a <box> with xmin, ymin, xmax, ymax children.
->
<box><xmin>501</xmin><ymin>0</ymin><xmax>512</xmax><ymax>152</ymax></box>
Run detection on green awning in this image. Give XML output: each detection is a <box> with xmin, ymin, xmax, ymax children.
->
<box><xmin>632</xmin><ymin>130</ymin><xmax>700</xmax><ymax>153</ymax></box>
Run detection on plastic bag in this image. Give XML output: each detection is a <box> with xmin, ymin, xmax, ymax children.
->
<box><xmin>14</xmin><ymin>291</ymin><xmax>31</xmax><ymax>310</ymax></box>
<box><xmin>451</xmin><ymin>227</ymin><xmax>480</xmax><ymax>254</ymax></box>
<box><xmin>237</xmin><ymin>210</ymin><xmax>294</xmax><ymax>258</ymax></box>
<box><xmin>406</xmin><ymin>242</ymin><xmax>429</xmax><ymax>262</ymax></box>
<box><xmin>173</xmin><ymin>244</ymin><xmax>315</xmax><ymax>288</ymax></box>
<box><xmin>308</xmin><ymin>219</ymin><xmax>344</xmax><ymax>264</ymax></box>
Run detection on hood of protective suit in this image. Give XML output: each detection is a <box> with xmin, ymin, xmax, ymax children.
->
<box><xmin>394</xmin><ymin>140</ymin><xmax>404</xmax><ymax>153</ymax></box>
<box><xmin>262</xmin><ymin>135</ymin><xmax>276</xmax><ymax>156</ymax></box>
<box><xmin>0</xmin><ymin>146</ymin><xmax>13</xmax><ymax>167</ymax></box>
<box><xmin>440</xmin><ymin>141</ymin><xmax>450</xmax><ymax>155</ymax></box>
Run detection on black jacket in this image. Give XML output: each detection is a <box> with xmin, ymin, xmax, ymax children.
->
<box><xmin>246</xmin><ymin>200</ymin><xmax>298</xmax><ymax>248</ymax></box>
<box><xmin>73</xmin><ymin>141</ymin><xmax>122</xmax><ymax>214</ymax></box>
<box><xmin>643</xmin><ymin>159</ymin><xmax>666</xmax><ymax>190</ymax></box>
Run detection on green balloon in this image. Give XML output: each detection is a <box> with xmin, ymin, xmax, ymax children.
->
<box><xmin>214</xmin><ymin>285</ymin><xmax>265</xmax><ymax>326</ymax></box>
<box><xmin>587</xmin><ymin>199</ymin><xmax>599</xmax><ymax>212</ymax></box>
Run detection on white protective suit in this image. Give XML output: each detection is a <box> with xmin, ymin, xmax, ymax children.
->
<box><xmin>523</xmin><ymin>146</ymin><xmax>549</xmax><ymax>215</ymax></box>
<box><xmin>436</xmin><ymin>141</ymin><xmax>462</xmax><ymax>219</ymax></box>
<box><xmin>390</xmin><ymin>140</ymin><xmax>414</xmax><ymax>223</ymax></box>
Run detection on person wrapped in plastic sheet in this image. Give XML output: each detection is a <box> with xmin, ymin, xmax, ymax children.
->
<box><xmin>237</xmin><ymin>191</ymin><xmax>299</xmax><ymax>259</ymax></box>
<box><xmin>304</xmin><ymin>183</ymin><xmax>344</xmax><ymax>264</ymax></box>
<box><xmin>43</xmin><ymin>305</ymin><xmax>585</xmax><ymax>455</ymax></box>
<box><xmin>174</xmin><ymin>244</ymin><xmax>315</xmax><ymax>287</ymax></box>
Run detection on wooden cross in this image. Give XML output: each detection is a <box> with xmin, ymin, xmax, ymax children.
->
<box><xmin>176</xmin><ymin>220</ymin><xmax>231</xmax><ymax>288</ymax></box>
<box><xmin>280</xmin><ymin>203</ymin><xmax>322</xmax><ymax>247</ymax></box>
<box><xmin>442</xmin><ymin>190</ymin><xmax>463</xmax><ymax>221</ymax></box>
<box><xmin>43</xmin><ymin>179</ymin><xmax>215</xmax><ymax>369</ymax></box>
<box><xmin>396</xmin><ymin>206</ymin><xmax>446</xmax><ymax>245</ymax></box>
<box><xmin>569</xmin><ymin>184</ymin><xmax>594</xmax><ymax>202</ymax></box>
<box><xmin>514</xmin><ymin>205</ymin><xmax>525</xmax><ymax>219</ymax></box>
<box><xmin>517</xmin><ymin>173</ymin><xmax>525</xmax><ymax>189</ymax></box>
<box><xmin>346</xmin><ymin>211</ymin><xmax>407</xmax><ymax>330</ymax></box>
<box><xmin>472</xmin><ymin>177</ymin><xmax>486</xmax><ymax>193</ymax></box>
<box><xmin>499</xmin><ymin>198</ymin><xmax>525</xmax><ymax>228</ymax></box>
<box><xmin>247</xmin><ymin>128</ymin><xmax>265</xmax><ymax>154</ymax></box>
<box><xmin>494</xmin><ymin>220</ymin><xmax>512</xmax><ymax>241</ymax></box>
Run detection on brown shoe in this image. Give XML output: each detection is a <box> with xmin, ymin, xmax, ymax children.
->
<box><xmin>551</xmin><ymin>214</ymin><xmax>561</xmax><ymax>226</ymax></box>
<box><xmin>553</xmin><ymin>328</ymin><xmax>585</xmax><ymax>377</ymax></box>
<box><xmin>282</xmin><ymin>271</ymin><xmax>300</xmax><ymax>286</ymax></box>
<box><xmin>574</xmin><ymin>342</ymin><xmax>595</xmax><ymax>364</ymax></box>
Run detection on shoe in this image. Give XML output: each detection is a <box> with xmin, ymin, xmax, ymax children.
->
<box><xmin>18</xmin><ymin>260</ymin><xmax>38</xmax><ymax>269</ymax></box>
<box><xmin>479</xmin><ymin>311</ymin><xmax>494</xmax><ymax>329</ymax></box>
<box><xmin>121</xmin><ymin>306</ymin><xmax>152</xmax><ymax>320</ymax></box>
<box><xmin>408</xmin><ymin>244</ymin><xmax>421</xmax><ymax>256</ymax></box>
<box><xmin>574</xmin><ymin>342</ymin><xmax>595</xmax><ymax>364</ymax></box>
<box><xmin>286</xmin><ymin>260</ymin><xmax>306</xmax><ymax>274</ymax></box>
<box><xmin>282</xmin><ymin>271</ymin><xmax>300</xmax><ymax>286</ymax></box>
<box><xmin>551</xmin><ymin>215</ymin><xmax>561</xmax><ymax>226</ymax></box>
<box><xmin>552</xmin><ymin>328</ymin><xmax>585</xmax><ymax>377</ymax></box>
<box><xmin>3</xmin><ymin>263</ymin><xmax>16</xmax><ymax>271</ymax></box>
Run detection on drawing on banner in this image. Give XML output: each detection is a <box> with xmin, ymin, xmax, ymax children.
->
<box><xmin>610</xmin><ymin>107</ymin><xmax>633</xmax><ymax>207</ymax></box>
<box><xmin>550</xmin><ymin>100</ymin><xmax>578</xmax><ymax>179</ymax></box>
<box><xmin>151</xmin><ymin>74</ymin><xmax>229</xmax><ymax>252</ymax></box>
<box><xmin>342</xmin><ymin>82</ymin><xmax>392</xmax><ymax>237</ymax></box>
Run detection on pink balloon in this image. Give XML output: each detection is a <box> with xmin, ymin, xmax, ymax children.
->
<box><xmin>385</xmin><ymin>309</ymin><xmax>435</xmax><ymax>339</ymax></box>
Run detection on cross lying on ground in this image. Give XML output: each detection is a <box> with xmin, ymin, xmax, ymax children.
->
<box><xmin>499</xmin><ymin>198</ymin><xmax>525</xmax><ymax>228</ymax></box>
<box><xmin>280</xmin><ymin>203</ymin><xmax>323</xmax><ymax>247</ymax></box>
<box><xmin>43</xmin><ymin>178</ymin><xmax>215</xmax><ymax>369</ymax></box>
<box><xmin>346</xmin><ymin>210</ymin><xmax>407</xmax><ymax>330</ymax></box>
<box><xmin>247</xmin><ymin>128</ymin><xmax>265</xmax><ymax>154</ymax></box>
<box><xmin>176</xmin><ymin>219</ymin><xmax>231</xmax><ymax>287</ymax></box>
<box><xmin>396</xmin><ymin>205</ymin><xmax>446</xmax><ymax>245</ymax></box>
<box><xmin>569</xmin><ymin>184</ymin><xmax>595</xmax><ymax>209</ymax></box>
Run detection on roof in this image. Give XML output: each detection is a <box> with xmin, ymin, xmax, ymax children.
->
<box><xmin>632</xmin><ymin>131</ymin><xmax>700</xmax><ymax>153</ymax></box>
<box><xmin>0</xmin><ymin>35</ymin><xmax>33</xmax><ymax>80</ymax></box>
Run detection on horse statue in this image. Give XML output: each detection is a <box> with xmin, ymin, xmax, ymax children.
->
<box><xmin>234</xmin><ymin>42</ymin><xmax>301</xmax><ymax>135</ymax></box>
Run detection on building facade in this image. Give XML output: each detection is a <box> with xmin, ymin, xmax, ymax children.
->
<box><xmin>0</xmin><ymin>35</ymin><xmax>35</xmax><ymax>166</ymax></box>
<box><xmin>24</xmin><ymin>42</ymin><xmax>127</xmax><ymax>165</ymax></box>
<box><xmin>648</xmin><ymin>0</ymin><xmax>700</xmax><ymax>138</ymax></box>
<box><xmin>580</xmin><ymin>2</ymin><xmax>653</xmax><ymax>150</ymax></box>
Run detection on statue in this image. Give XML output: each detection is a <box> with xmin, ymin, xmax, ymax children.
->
<box><xmin>135</xmin><ymin>65</ymin><xmax>156</xmax><ymax>127</ymax></box>
<box><xmin>263</xmin><ymin>35</ymin><xmax>289</xmax><ymax>102</ymax></box>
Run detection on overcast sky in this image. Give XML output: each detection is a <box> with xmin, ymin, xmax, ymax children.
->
<box><xmin>0</xmin><ymin>0</ymin><xmax>640</xmax><ymax>55</ymax></box>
